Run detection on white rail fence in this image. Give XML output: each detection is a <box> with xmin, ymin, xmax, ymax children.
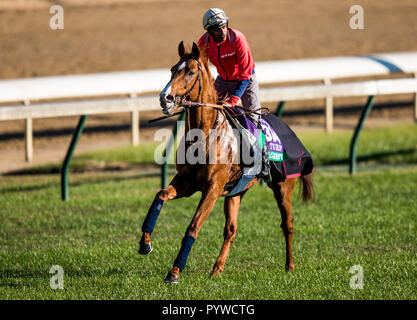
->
<box><xmin>1</xmin><ymin>51</ymin><xmax>417</xmax><ymax>162</ymax></box>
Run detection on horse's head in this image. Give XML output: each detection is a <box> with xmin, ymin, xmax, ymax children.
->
<box><xmin>159</xmin><ymin>41</ymin><xmax>202</xmax><ymax>115</ymax></box>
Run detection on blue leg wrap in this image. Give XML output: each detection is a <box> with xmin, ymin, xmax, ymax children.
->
<box><xmin>174</xmin><ymin>235</ymin><xmax>196</xmax><ymax>271</ymax></box>
<box><xmin>141</xmin><ymin>198</ymin><xmax>164</xmax><ymax>234</ymax></box>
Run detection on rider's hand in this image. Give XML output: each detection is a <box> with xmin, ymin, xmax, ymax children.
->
<box><xmin>222</xmin><ymin>102</ymin><xmax>233</xmax><ymax>108</ymax></box>
<box><xmin>226</xmin><ymin>95</ymin><xmax>240</xmax><ymax>107</ymax></box>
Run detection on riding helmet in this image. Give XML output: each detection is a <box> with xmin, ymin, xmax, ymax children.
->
<box><xmin>202</xmin><ymin>8</ymin><xmax>229</xmax><ymax>30</ymax></box>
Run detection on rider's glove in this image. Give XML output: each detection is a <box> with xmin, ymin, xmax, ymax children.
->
<box><xmin>226</xmin><ymin>95</ymin><xmax>240</xmax><ymax>107</ymax></box>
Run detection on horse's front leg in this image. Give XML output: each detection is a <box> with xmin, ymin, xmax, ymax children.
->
<box><xmin>139</xmin><ymin>174</ymin><xmax>195</xmax><ymax>255</ymax></box>
<box><xmin>138</xmin><ymin>185</ymin><xmax>175</xmax><ymax>255</ymax></box>
<box><xmin>164</xmin><ymin>182</ymin><xmax>224</xmax><ymax>283</ymax></box>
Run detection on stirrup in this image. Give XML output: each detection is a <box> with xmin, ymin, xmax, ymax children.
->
<box><xmin>257</xmin><ymin>163</ymin><xmax>271</xmax><ymax>182</ymax></box>
<box><xmin>257</xmin><ymin>171</ymin><xmax>271</xmax><ymax>183</ymax></box>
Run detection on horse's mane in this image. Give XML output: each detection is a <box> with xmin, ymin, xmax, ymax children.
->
<box><xmin>196</xmin><ymin>46</ymin><xmax>218</xmax><ymax>103</ymax></box>
<box><xmin>197</xmin><ymin>47</ymin><xmax>212</xmax><ymax>79</ymax></box>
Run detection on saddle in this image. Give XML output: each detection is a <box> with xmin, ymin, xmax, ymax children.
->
<box><xmin>222</xmin><ymin>107</ymin><xmax>260</xmax><ymax>168</ymax></box>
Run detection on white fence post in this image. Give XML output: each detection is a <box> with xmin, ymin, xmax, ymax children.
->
<box><xmin>323</xmin><ymin>78</ymin><xmax>333</xmax><ymax>132</ymax></box>
<box><xmin>24</xmin><ymin>100</ymin><xmax>33</xmax><ymax>162</ymax></box>
<box><xmin>130</xmin><ymin>93</ymin><xmax>139</xmax><ymax>146</ymax></box>
<box><xmin>414</xmin><ymin>73</ymin><xmax>417</xmax><ymax>122</ymax></box>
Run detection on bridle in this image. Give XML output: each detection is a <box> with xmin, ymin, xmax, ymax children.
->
<box><xmin>176</xmin><ymin>59</ymin><xmax>203</xmax><ymax>106</ymax></box>
<box><xmin>170</xmin><ymin>58</ymin><xmax>225</xmax><ymax>132</ymax></box>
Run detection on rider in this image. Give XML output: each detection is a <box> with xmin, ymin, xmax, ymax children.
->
<box><xmin>197</xmin><ymin>8</ymin><xmax>271</xmax><ymax>182</ymax></box>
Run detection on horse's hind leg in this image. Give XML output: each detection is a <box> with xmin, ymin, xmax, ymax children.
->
<box><xmin>211</xmin><ymin>191</ymin><xmax>246</xmax><ymax>277</ymax></box>
<box><xmin>269</xmin><ymin>178</ymin><xmax>297</xmax><ymax>271</ymax></box>
<box><xmin>139</xmin><ymin>174</ymin><xmax>195</xmax><ymax>255</ymax></box>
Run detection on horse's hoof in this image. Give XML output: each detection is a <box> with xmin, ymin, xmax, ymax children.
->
<box><xmin>164</xmin><ymin>272</ymin><xmax>179</xmax><ymax>284</ymax></box>
<box><xmin>138</xmin><ymin>242</ymin><xmax>153</xmax><ymax>255</ymax></box>
<box><xmin>210</xmin><ymin>268</ymin><xmax>223</xmax><ymax>278</ymax></box>
<box><xmin>285</xmin><ymin>264</ymin><xmax>295</xmax><ymax>272</ymax></box>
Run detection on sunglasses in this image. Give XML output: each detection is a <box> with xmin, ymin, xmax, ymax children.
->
<box><xmin>207</xmin><ymin>23</ymin><xmax>227</xmax><ymax>33</ymax></box>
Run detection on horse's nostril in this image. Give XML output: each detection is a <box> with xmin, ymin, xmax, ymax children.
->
<box><xmin>166</xmin><ymin>95</ymin><xmax>174</xmax><ymax>102</ymax></box>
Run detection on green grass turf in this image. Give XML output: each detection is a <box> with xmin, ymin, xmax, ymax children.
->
<box><xmin>0</xmin><ymin>165</ymin><xmax>416</xmax><ymax>299</ymax></box>
<box><xmin>297</xmin><ymin>123</ymin><xmax>417</xmax><ymax>166</ymax></box>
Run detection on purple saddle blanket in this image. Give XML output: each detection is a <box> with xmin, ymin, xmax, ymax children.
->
<box><xmin>261</xmin><ymin>113</ymin><xmax>314</xmax><ymax>181</ymax></box>
<box><xmin>226</xmin><ymin>108</ymin><xmax>314</xmax><ymax>181</ymax></box>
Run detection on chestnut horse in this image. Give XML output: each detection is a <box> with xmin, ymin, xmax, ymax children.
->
<box><xmin>139</xmin><ymin>41</ymin><xmax>315</xmax><ymax>283</ymax></box>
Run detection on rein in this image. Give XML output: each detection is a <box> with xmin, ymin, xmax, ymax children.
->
<box><xmin>180</xmin><ymin>101</ymin><xmax>224</xmax><ymax>109</ymax></box>
<box><xmin>148</xmin><ymin>102</ymin><xmax>267</xmax><ymax>123</ymax></box>
<box><xmin>147</xmin><ymin>101</ymin><xmax>223</xmax><ymax>124</ymax></box>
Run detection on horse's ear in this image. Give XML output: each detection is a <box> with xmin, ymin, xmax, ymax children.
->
<box><xmin>192</xmin><ymin>42</ymin><xmax>200</xmax><ymax>60</ymax></box>
<box><xmin>178</xmin><ymin>41</ymin><xmax>186</xmax><ymax>58</ymax></box>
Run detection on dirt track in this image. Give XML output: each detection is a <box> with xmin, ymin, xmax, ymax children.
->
<box><xmin>1</xmin><ymin>0</ymin><xmax>417</xmax><ymax>173</ymax></box>
<box><xmin>1</xmin><ymin>0</ymin><xmax>417</xmax><ymax>78</ymax></box>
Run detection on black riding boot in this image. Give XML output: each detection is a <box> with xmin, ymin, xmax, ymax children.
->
<box><xmin>257</xmin><ymin>141</ymin><xmax>271</xmax><ymax>183</ymax></box>
<box><xmin>254</xmin><ymin>118</ymin><xmax>271</xmax><ymax>183</ymax></box>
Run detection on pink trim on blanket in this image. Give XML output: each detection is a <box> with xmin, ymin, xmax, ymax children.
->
<box><xmin>286</xmin><ymin>173</ymin><xmax>301</xmax><ymax>178</ymax></box>
<box><xmin>286</xmin><ymin>168</ymin><xmax>314</xmax><ymax>179</ymax></box>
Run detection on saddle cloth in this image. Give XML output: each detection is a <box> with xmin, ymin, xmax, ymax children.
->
<box><xmin>260</xmin><ymin>113</ymin><xmax>314</xmax><ymax>181</ymax></box>
<box><xmin>224</xmin><ymin>110</ymin><xmax>314</xmax><ymax>196</ymax></box>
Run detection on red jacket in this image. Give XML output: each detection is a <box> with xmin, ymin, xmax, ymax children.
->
<box><xmin>198</xmin><ymin>28</ymin><xmax>255</xmax><ymax>105</ymax></box>
<box><xmin>198</xmin><ymin>28</ymin><xmax>255</xmax><ymax>81</ymax></box>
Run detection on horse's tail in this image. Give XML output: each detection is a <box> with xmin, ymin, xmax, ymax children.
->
<box><xmin>299</xmin><ymin>174</ymin><xmax>315</xmax><ymax>203</ymax></box>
